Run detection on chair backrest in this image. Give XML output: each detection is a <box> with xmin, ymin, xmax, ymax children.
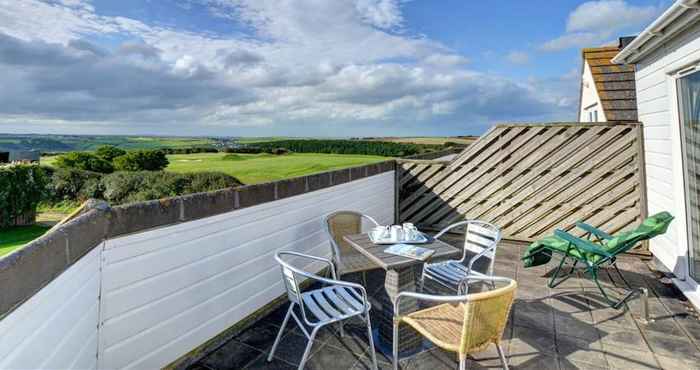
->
<box><xmin>460</xmin><ymin>278</ymin><xmax>517</xmax><ymax>354</ymax></box>
<box><xmin>603</xmin><ymin>211</ymin><xmax>674</xmax><ymax>255</ymax></box>
<box><xmin>462</xmin><ymin>221</ymin><xmax>501</xmax><ymax>273</ymax></box>
<box><xmin>275</xmin><ymin>252</ymin><xmax>305</xmax><ymax>305</ymax></box>
<box><xmin>325</xmin><ymin>211</ymin><xmax>377</xmax><ymax>264</ymax></box>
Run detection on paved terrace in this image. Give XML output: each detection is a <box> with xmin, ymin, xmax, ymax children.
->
<box><xmin>187</xmin><ymin>241</ymin><xmax>700</xmax><ymax>370</ymax></box>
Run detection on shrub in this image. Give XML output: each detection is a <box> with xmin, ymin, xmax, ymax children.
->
<box><xmin>100</xmin><ymin>171</ymin><xmax>242</xmax><ymax>205</ymax></box>
<box><xmin>223</xmin><ymin>146</ymin><xmax>263</xmax><ymax>154</ymax></box>
<box><xmin>54</xmin><ymin>152</ymin><xmax>114</xmax><ymax>173</ymax></box>
<box><xmin>113</xmin><ymin>150</ymin><xmax>169</xmax><ymax>171</ymax></box>
<box><xmin>0</xmin><ymin>165</ymin><xmax>50</xmax><ymax>228</ymax></box>
<box><xmin>184</xmin><ymin>172</ymin><xmax>242</xmax><ymax>193</ymax></box>
<box><xmin>95</xmin><ymin>145</ymin><xmax>127</xmax><ymax>161</ymax></box>
<box><xmin>48</xmin><ymin>168</ymin><xmax>103</xmax><ymax>202</ymax></box>
<box><xmin>268</xmin><ymin>147</ymin><xmax>290</xmax><ymax>155</ymax></box>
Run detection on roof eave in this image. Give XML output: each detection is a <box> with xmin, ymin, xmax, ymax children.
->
<box><xmin>612</xmin><ymin>0</ymin><xmax>700</xmax><ymax>64</ymax></box>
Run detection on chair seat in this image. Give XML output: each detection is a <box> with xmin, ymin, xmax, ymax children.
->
<box><xmin>402</xmin><ymin>302</ymin><xmax>465</xmax><ymax>353</ymax></box>
<box><xmin>339</xmin><ymin>250</ymin><xmax>380</xmax><ymax>274</ymax></box>
<box><xmin>301</xmin><ymin>285</ymin><xmax>369</xmax><ymax>323</ymax></box>
<box><xmin>424</xmin><ymin>261</ymin><xmax>485</xmax><ymax>287</ymax></box>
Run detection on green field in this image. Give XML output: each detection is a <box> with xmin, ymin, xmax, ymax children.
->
<box><xmin>0</xmin><ymin>225</ymin><xmax>51</xmax><ymax>257</ymax></box>
<box><xmin>165</xmin><ymin>152</ymin><xmax>387</xmax><ymax>184</ymax></box>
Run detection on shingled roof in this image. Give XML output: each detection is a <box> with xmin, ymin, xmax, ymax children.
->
<box><xmin>581</xmin><ymin>45</ymin><xmax>638</xmax><ymax>122</ymax></box>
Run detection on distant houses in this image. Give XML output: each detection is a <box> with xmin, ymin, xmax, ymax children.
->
<box><xmin>0</xmin><ymin>150</ymin><xmax>40</xmax><ymax>164</ymax></box>
<box><xmin>578</xmin><ymin>37</ymin><xmax>638</xmax><ymax>123</ymax></box>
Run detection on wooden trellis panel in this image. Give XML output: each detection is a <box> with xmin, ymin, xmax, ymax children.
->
<box><xmin>397</xmin><ymin>123</ymin><xmax>648</xmax><ymax>242</ymax></box>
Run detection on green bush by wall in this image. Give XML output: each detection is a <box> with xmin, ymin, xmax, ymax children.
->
<box><xmin>0</xmin><ymin>165</ymin><xmax>50</xmax><ymax>229</ymax></box>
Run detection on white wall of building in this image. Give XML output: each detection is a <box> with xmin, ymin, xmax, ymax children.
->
<box><xmin>97</xmin><ymin>171</ymin><xmax>395</xmax><ymax>370</ymax></box>
<box><xmin>0</xmin><ymin>247</ymin><xmax>102</xmax><ymax>370</ymax></box>
<box><xmin>635</xmin><ymin>20</ymin><xmax>700</xmax><ymax>307</ymax></box>
<box><xmin>579</xmin><ymin>60</ymin><xmax>607</xmax><ymax>123</ymax></box>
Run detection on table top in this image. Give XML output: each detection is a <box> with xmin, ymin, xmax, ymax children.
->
<box><xmin>343</xmin><ymin>233</ymin><xmax>461</xmax><ymax>270</ymax></box>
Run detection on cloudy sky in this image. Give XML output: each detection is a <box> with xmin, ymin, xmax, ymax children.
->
<box><xmin>0</xmin><ymin>0</ymin><xmax>669</xmax><ymax>137</ymax></box>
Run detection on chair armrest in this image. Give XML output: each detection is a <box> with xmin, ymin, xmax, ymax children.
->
<box><xmin>433</xmin><ymin>220</ymin><xmax>472</xmax><ymax>239</ymax></box>
<box><xmin>361</xmin><ymin>214</ymin><xmax>380</xmax><ymax>226</ymax></box>
<box><xmin>466</xmin><ymin>243</ymin><xmax>496</xmax><ymax>272</ymax></box>
<box><xmin>393</xmin><ymin>291</ymin><xmax>468</xmax><ymax>317</ymax></box>
<box><xmin>554</xmin><ymin>230</ymin><xmax>613</xmax><ymax>258</ymax></box>
<box><xmin>458</xmin><ymin>275</ymin><xmax>513</xmax><ymax>294</ymax></box>
<box><xmin>575</xmin><ymin>222</ymin><xmax>613</xmax><ymax>240</ymax></box>
<box><xmin>277</xmin><ymin>251</ymin><xmax>338</xmax><ymax>279</ymax></box>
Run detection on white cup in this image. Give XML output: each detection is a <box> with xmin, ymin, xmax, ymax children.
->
<box><xmin>372</xmin><ymin>225</ymin><xmax>388</xmax><ymax>240</ymax></box>
<box><xmin>390</xmin><ymin>225</ymin><xmax>403</xmax><ymax>241</ymax></box>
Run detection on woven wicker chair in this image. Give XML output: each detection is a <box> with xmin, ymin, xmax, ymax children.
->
<box><xmin>324</xmin><ymin>211</ymin><xmax>381</xmax><ymax>276</ymax></box>
<box><xmin>393</xmin><ymin>276</ymin><xmax>517</xmax><ymax>370</ymax></box>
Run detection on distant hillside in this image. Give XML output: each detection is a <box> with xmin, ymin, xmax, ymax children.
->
<box><xmin>0</xmin><ymin>134</ymin><xmax>222</xmax><ymax>152</ymax></box>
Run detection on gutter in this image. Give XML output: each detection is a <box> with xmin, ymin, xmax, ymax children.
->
<box><xmin>612</xmin><ymin>0</ymin><xmax>700</xmax><ymax>64</ymax></box>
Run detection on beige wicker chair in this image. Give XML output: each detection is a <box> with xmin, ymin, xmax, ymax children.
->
<box><xmin>393</xmin><ymin>276</ymin><xmax>517</xmax><ymax>370</ymax></box>
<box><xmin>324</xmin><ymin>211</ymin><xmax>381</xmax><ymax>276</ymax></box>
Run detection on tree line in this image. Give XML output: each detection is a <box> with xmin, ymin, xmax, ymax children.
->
<box><xmin>248</xmin><ymin>139</ymin><xmax>442</xmax><ymax>157</ymax></box>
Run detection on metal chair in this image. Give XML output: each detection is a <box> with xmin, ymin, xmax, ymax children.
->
<box><xmin>421</xmin><ymin>220</ymin><xmax>501</xmax><ymax>293</ymax></box>
<box><xmin>324</xmin><ymin>211</ymin><xmax>381</xmax><ymax>277</ymax></box>
<box><xmin>268</xmin><ymin>251</ymin><xmax>378</xmax><ymax>370</ymax></box>
<box><xmin>393</xmin><ymin>276</ymin><xmax>517</xmax><ymax>370</ymax></box>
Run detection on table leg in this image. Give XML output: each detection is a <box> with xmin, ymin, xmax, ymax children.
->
<box><xmin>374</xmin><ymin>265</ymin><xmax>423</xmax><ymax>357</ymax></box>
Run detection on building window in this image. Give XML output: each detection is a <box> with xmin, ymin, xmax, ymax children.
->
<box><xmin>678</xmin><ymin>69</ymin><xmax>700</xmax><ymax>280</ymax></box>
<box><xmin>594</xmin><ymin>110</ymin><xmax>598</xmax><ymax>122</ymax></box>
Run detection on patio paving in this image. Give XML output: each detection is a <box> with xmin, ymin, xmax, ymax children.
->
<box><xmin>187</xmin><ymin>240</ymin><xmax>700</xmax><ymax>370</ymax></box>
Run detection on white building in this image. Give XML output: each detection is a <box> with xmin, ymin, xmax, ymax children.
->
<box><xmin>613</xmin><ymin>0</ymin><xmax>700</xmax><ymax>308</ymax></box>
<box><xmin>578</xmin><ymin>40</ymin><xmax>638</xmax><ymax>123</ymax></box>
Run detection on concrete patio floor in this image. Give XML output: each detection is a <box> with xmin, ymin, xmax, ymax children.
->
<box><xmin>187</xmin><ymin>241</ymin><xmax>700</xmax><ymax>370</ymax></box>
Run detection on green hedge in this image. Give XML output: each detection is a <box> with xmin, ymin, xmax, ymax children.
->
<box><xmin>46</xmin><ymin>170</ymin><xmax>242</xmax><ymax>205</ymax></box>
<box><xmin>0</xmin><ymin>165</ymin><xmax>50</xmax><ymax>228</ymax></box>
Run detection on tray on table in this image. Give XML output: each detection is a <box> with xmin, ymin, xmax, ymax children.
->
<box><xmin>368</xmin><ymin>231</ymin><xmax>434</xmax><ymax>245</ymax></box>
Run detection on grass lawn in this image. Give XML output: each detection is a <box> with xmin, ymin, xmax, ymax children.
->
<box><xmin>0</xmin><ymin>225</ymin><xmax>51</xmax><ymax>257</ymax></box>
<box><xmin>166</xmin><ymin>152</ymin><xmax>387</xmax><ymax>184</ymax></box>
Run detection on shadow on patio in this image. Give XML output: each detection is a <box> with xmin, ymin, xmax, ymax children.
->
<box><xmin>187</xmin><ymin>240</ymin><xmax>700</xmax><ymax>370</ymax></box>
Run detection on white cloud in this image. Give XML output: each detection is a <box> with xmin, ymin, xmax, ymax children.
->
<box><xmin>506</xmin><ymin>51</ymin><xmax>530</xmax><ymax>65</ymax></box>
<box><xmin>0</xmin><ymin>0</ymin><xmax>576</xmax><ymax>136</ymax></box>
<box><xmin>541</xmin><ymin>0</ymin><xmax>660</xmax><ymax>51</ymax></box>
<box><xmin>424</xmin><ymin>53</ymin><xmax>470</xmax><ymax>67</ymax></box>
<box><xmin>355</xmin><ymin>0</ymin><xmax>404</xmax><ymax>30</ymax></box>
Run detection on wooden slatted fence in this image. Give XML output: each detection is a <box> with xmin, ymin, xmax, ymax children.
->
<box><xmin>397</xmin><ymin>123</ymin><xmax>648</xmax><ymax>242</ymax></box>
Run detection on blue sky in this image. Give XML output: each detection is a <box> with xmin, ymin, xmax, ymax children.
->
<box><xmin>0</xmin><ymin>0</ymin><xmax>671</xmax><ymax>137</ymax></box>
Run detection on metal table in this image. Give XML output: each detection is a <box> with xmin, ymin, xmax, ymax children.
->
<box><xmin>342</xmin><ymin>233</ymin><xmax>460</xmax><ymax>357</ymax></box>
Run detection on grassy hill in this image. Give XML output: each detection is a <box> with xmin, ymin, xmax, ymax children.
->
<box><xmin>165</xmin><ymin>152</ymin><xmax>386</xmax><ymax>184</ymax></box>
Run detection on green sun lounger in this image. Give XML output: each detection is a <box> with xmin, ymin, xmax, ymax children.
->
<box><xmin>521</xmin><ymin>212</ymin><xmax>674</xmax><ymax>308</ymax></box>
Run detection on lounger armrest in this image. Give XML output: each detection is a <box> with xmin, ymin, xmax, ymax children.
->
<box><xmin>554</xmin><ymin>230</ymin><xmax>613</xmax><ymax>258</ymax></box>
<box><xmin>575</xmin><ymin>222</ymin><xmax>613</xmax><ymax>240</ymax></box>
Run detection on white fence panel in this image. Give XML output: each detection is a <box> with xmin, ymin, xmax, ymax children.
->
<box><xmin>98</xmin><ymin>171</ymin><xmax>395</xmax><ymax>370</ymax></box>
<box><xmin>0</xmin><ymin>246</ymin><xmax>102</xmax><ymax>370</ymax></box>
